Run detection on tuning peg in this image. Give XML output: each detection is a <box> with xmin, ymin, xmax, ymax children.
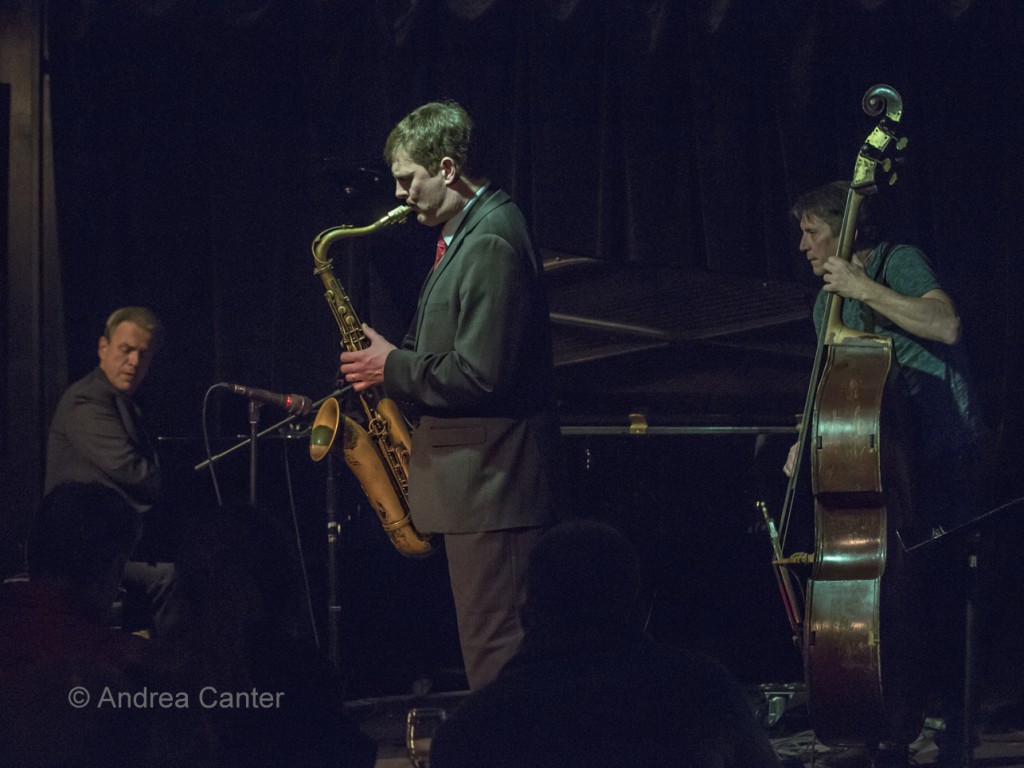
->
<box><xmin>888</xmin><ymin>172</ymin><xmax>898</xmax><ymax>186</ymax></box>
<box><xmin>896</xmin><ymin>137</ymin><xmax>908</xmax><ymax>151</ymax></box>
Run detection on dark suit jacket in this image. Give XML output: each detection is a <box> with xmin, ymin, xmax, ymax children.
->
<box><xmin>45</xmin><ymin>368</ymin><xmax>161</xmax><ymax>519</ymax></box>
<box><xmin>384</xmin><ymin>187</ymin><xmax>561</xmax><ymax>533</ymax></box>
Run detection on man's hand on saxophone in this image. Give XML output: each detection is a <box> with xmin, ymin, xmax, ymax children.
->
<box><xmin>340</xmin><ymin>323</ymin><xmax>395</xmax><ymax>392</ymax></box>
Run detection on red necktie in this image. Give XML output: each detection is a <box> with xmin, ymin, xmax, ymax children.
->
<box><xmin>433</xmin><ymin>235</ymin><xmax>447</xmax><ymax>270</ymax></box>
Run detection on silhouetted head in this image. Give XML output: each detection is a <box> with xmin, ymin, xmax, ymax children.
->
<box><xmin>172</xmin><ymin>503</ymin><xmax>303</xmax><ymax>639</ymax></box>
<box><xmin>522</xmin><ymin>519</ymin><xmax>644</xmax><ymax>644</ymax></box>
<box><xmin>27</xmin><ymin>482</ymin><xmax>137</xmax><ymax>620</ymax></box>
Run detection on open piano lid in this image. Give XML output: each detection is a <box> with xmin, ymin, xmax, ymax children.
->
<box><xmin>544</xmin><ymin>254</ymin><xmax>818</xmax><ymax>430</ymax></box>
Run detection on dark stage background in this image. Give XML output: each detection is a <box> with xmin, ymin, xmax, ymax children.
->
<box><xmin>3</xmin><ymin>0</ymin><xmax>1023</xmax><ymax>697</ymax></box>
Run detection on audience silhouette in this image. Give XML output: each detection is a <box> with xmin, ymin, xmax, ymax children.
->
<box><xmin>140</xmin><ymin>502</ymin><xmax>376</xmax><ymax>767</ymax></box>
<box><xmin>0</xmin><ymin>482</ymin><xmax>151</xmax><ymax>767</ymax></box>
<box><xmin>429</xmin><ymin>518</ymin><xmax>781</xmax><ymax>767</ymax></box>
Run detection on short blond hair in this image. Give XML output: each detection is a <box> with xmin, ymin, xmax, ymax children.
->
<box><xmin>104</xmin><ymin>306</ymin><xmax>162</xmax><ymax>343</ymax></box>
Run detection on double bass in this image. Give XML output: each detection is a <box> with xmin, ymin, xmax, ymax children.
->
<box><xmin>778</xmin><ymin>85</ymin><xmax>923</xmax><ymax>748</ymax></box>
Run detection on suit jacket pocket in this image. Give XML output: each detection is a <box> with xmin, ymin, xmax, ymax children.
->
<box><xmin>423</xmin><ymin>300</ymin><xmax>450</xmax><ymax>315</ymax></box>
<box><xmin>426</xmin><ymin>421</ymin><xmax>486</xmax><ymax>447</ymax></box>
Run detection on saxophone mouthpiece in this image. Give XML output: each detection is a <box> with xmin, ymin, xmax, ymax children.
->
<box><xmin>379</xmin><ymin>205</ymin><xmax>412</xmax><ymax>227</ymax></box>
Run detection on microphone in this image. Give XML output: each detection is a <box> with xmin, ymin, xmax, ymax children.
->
<box><xmin>221</xmin><ymin>383</ymin><xmax>313</xmax><ymax>415</ymax></box>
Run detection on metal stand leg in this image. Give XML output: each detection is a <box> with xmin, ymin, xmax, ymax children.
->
<box><xmin>248</xmin><ymin>400</ymin><xmax>262</xmax><ymax>506</ymax></box>
<box><xmin>326</xmin><ymin>448</ymin><xmax>342</xmax><ymax>671</ymax></box>
<box><xmin>960</xmin><ymin>530</ymin><xmax>981</xmax><ymax>768</ymax></box>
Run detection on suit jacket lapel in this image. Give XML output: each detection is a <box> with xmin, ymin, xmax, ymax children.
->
<box><xmin>445</xmin><ymin>186</ymin><xmax>506</xmax><ymax>262</ymax></box>
<box><xmin>116</xmin><ymin>395</ymin><xmax>158</xmax><ymax>467</ymax></box>
<box><xmin>421</xmin><ymin>187</ymin><xmax>507</xmax><ymax>295</ymax></box>
<box><xmin>412</xmin><ymin>188</ymin><xmax>509</xmax><ymax>343</ymax></box>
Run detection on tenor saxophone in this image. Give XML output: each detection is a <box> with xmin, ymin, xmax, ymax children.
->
<box><xmin>309</xmin><ymin>204</ymin><xmax>432</xmax><ymax>557</ymax></box>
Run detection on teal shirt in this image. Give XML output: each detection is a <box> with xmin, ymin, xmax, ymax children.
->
<box><xmin>812</xmin><ymin>242</ymin><xmax>983</xmax><ymax>459</ymax></box>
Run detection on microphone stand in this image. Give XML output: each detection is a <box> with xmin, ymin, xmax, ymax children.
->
<box><xmin>194</xmin><ymin>388</ymin><xmax>348</xmax><ymax>473</ymax></box>
<box><xmin>247</xmin><ymin>400</ymin><xmax>262</xmax><ymax>506</ymax></box>
<box><xmin>193</xmin><ymin>386</ymin><xmax>352</xmax><ymax>669</ymax></box>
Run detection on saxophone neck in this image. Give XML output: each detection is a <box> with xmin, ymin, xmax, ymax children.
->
<box><xmin>311</xmin><ymin>205</ymin><xmax>413</xmax><ymax>269</ymax></box>
<box><xmin>312</xmin><ymin>228</ymin><xmax>348</xmax><ymax>271</ymax></box>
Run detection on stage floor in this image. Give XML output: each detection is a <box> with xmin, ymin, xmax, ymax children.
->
<box><xmin>346</xmin><ymin>686</ymin><xmax>1024</xmax><ymax>767</ymax></box>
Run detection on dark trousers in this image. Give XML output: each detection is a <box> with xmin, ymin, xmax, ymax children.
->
<box><xmin>444</xmin><ymin>527</ymin><xmax>546</xmax><ymax>691</ymax></box>
<box><xmin>120</xmin><ymin>559</ymin><xmax>178</xmax><ymax>635</ymax></box>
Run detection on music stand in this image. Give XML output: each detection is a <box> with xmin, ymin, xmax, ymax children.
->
<box><xmin>897</xmin><ymin>497</ymin><xmax>1024</xmax><ymax>768</ymax></box>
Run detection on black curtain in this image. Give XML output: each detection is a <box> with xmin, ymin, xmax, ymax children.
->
<box><xmin>44</xmin><ymin>0</ymin><xmax>1024</xmax><ymax>474</ymax></box>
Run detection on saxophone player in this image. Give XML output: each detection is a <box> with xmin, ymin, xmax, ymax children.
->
<box><xmin>339</xmin><ymin>101</ymin><xmax>562</xmax><ymax>691</ymax></box>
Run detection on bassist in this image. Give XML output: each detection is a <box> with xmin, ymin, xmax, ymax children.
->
<box><xmin>786</xmin><ymin>180</ymin><xmax>989</xmax><ymax>767</ymax></box>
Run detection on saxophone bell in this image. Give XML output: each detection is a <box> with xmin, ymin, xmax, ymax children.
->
<box><xmin>309</xmin><ymin>397</ymin><xmax>340</xmax><ymax>462</ymax></box>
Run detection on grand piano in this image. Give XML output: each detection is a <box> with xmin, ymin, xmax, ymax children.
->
<box><xmin>545</xmin><ymin>253</ymin><xmax>818</xmax><ymax>686</ymax></box>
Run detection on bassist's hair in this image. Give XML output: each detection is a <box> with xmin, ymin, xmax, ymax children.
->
<box><xmin>791</xmin><ymin>180</ymin><xmax>878</xmax><ymax>250</ymax></box>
